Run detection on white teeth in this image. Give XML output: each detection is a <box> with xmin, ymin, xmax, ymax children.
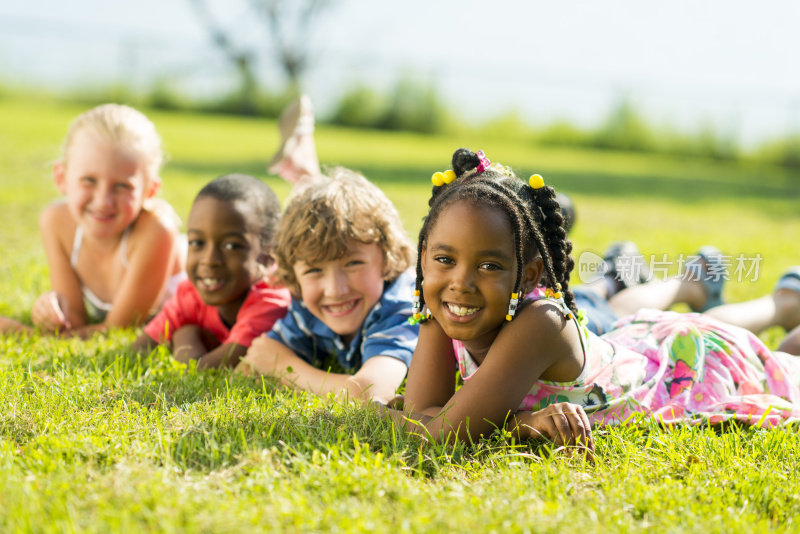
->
<box><xmin>201</xmin><ymin>278</ymin><xmax>223</xmax><ymax>287</ymax></box>
<box><xmin>447</xmin><ymin>303</ymin><xmax>480</xmax><ymax>316</ymax></box>
<box><xmin>325</xmin><ymin>301</ymin><xmax>357</xmax><ymax>313</ymax></box>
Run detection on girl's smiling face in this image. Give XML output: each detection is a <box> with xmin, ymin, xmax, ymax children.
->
<box><xmin>55</xmin><ymin>129</ymin><xmax>155</xmax><ymax>241</ymax></box>
<box><xmin>422</xmin><ymin>199</ymin><xmax>539</xmax><ymax>354</ymax></box>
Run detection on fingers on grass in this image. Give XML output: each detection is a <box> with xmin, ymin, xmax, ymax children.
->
<box><xmin>548</xmin><ymin>403</ymin><xmax>594</xmax><ymax>458</ymax></box>
<box><xmin>551</xmin><ymin>412</ymin><xmax>572</xmax><ymax>448</ymax></box>
<box><xmin>577</xmin><ymin>407</ymin><xmax>595</xmax><ymax>453</ymax></box>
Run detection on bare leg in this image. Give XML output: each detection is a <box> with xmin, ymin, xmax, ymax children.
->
<box><xmin>268</xmin><ymin>95</ymin><xmax>321</xmax><ymax>185</ymax></box>
<box><xmin>608</xmin><ymin>278</ymin><xmax>706</xmax><ymax>317</ymax></box>
<box><xmin>575</xmin><ymin>279</ymin><xmax>610</xmax><ymax>300</ymax></box>
<box><xmin>704</xmin><ymin>288</ymin><xmax>800</xmax><ymax>334</ymax></box>
<box><xmin>777</xmin><ymin>325</ymin><xmax>800</xmax><ymax>355</ymax></box>
<box><xmin>608</xmin><ymin>245</ymin><xmax>728</xmax><ymax>318</ymax></box>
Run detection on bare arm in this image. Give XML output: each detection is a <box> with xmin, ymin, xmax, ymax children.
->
<box><xmin>101</xmin><ymin>211</ymin><xmax>177</xmax><ymax>329</ymax></box>
<box><xmin>131</xmin><ymin>331</ymin><xmax>159</xmax><ymax>354</ymax></box>
<box><xmin>35</xmin><ymin>203</ymin><xmax>87</xmax><ymax>330</ymax></box>
<box><xmin>196</xmin><ymin>342</ymin><xmax>249</xmax><ymax>369</ymax></box>
<box><xmin>236</xmin><ymin>336</ymin><xmax>407</xmax><ymax>403</ymax></box>
<box><xmin>37</xmin><ymin>209</ymin><xmax>179</xmax><ymax>338</ymax></box>
<box><xmin>342</xmin><ymin>356</ymin><xmax>407</xmax><ymax>404</ymax></box>
<box><xmin>0</xmin><ymin>317</ymin><xmax>34</xmax><ymax>335</ymax></box>
<box><xmin>132</xmin><ymin>326</ymin><xmax>247</xmax><ymax>369</ymax></box>
<box><xmin>402</xmin><ymin>303</ymin><xmax>582</xmax><ymax>443</ymax></box>
<box><xmin>169</xmin><ymin>325</ymin><xmax>207</xmax><ymax>362</ymax></box>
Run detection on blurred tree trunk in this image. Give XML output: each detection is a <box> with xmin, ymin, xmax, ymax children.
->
<box><xmin>188</xmin><ymin>0</ymin><xmax>334</xmax><ymax>112</ymax></box>
<box><xmin>189</xmin><ymin>0</ymin><xmax>259</xmax><ymax>114</ymax></box>
<box><xmin>252</xmin><ymin>0</ymin><xmax>332</xmax><ymax>94</ymax></box>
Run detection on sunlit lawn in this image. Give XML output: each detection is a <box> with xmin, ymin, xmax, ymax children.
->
<box><xmin>1</xmin><ymin>95</ymin><xmax>799</xmax><ymax>532</ymax></box>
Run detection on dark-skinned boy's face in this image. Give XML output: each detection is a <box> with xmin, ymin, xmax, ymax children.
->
<box><xmin>186</xmin><ymin>196</ymin><xmax>264</xmax><ymax>324</ymax></box>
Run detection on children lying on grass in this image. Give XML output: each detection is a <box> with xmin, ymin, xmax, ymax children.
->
<box><xmin>0</xmin><ymin>104</ymin><xmax>185</xmax><ymax>337</ymax></box>
<box><xmin>262</xmin><ymin>95</ymin><xmax>593</xmax><ymax>447</ymax></box>
<box><xmin>236</xmin><ymin>168</ymin><xmax>419</xmax><ymax>404</ymax></box>
<box><xmin>385</xmin><ymin>148</ymin><xmax>800</xmax><ymax>448</ymax></box>
<box><xmin>133</xmin><ymin>174</ymin><xmax>290</xmax><ymax>368</ymax></box>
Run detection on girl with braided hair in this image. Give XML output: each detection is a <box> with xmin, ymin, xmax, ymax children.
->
<box><xmin>392</xmin><ymin>148</ymin><xmax>800</xmax><ymax>448</ymax></box>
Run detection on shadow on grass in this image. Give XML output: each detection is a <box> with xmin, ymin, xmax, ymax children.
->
<box><xmin>167</xmin><ymin>404</ymin><xmax>396</xmax><ymax>471</ymax></box>
<box><xmin>122</xmin><ymin>365</ymin><xmax>270</xmax><ymax>409</ymax></box>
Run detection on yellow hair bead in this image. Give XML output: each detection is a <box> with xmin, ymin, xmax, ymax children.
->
<box><xmin>431</xmin><ymin>172</ymin><xmax>445</xmax><ymax>187</ymax></box>
<box><xmin>529</xmin><ymin>174</ymin><xmax>545</xmax><ymax>189</ymax></box>
<box><xmin>505</xmin><ymin>314</ymin><xmax>513</xmax><ymax>321</ymax></box>
<box><xmin>443</xmin><ymin>170</ymin><xmax>456</xmax><ymax>183</ymax></box>
<box><xmin>413</xmin><ymin>290</ymin><xmax>420</xmax><ymax>296</ymax></box>
<box><xmin>413</xmin><ymin>313</ymin><xmax>421</xmax><ymax>320</ymax></box>
<box><xmin>511</xmin><ymin>292</ymin><xmax>519</xmax><ymax>299</ymax></box>
<box><xmin>553</xmin><ymin>292</ymin><xmax>562</xmax><ymax>299</ymax></box>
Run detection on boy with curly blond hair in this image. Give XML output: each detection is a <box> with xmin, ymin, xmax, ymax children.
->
<box><xmin>237</xmin><ymin>168</ymin><xmax>418</xmax><ymax>403</ymax></box>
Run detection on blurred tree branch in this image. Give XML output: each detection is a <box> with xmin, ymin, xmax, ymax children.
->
<box><xmin>254</xmin><ymin>0</ymin><xmax>333</xmax><ymax>92</ymax></box>
<box><xmin>188</xmin><ymin>0</ymin><xmax>258</xmax><ymax>113</ymax></box>
<box><xmin>188</xmin><ymin>0</ymin><xmax>334</xmax><ymax>111</ymax></box>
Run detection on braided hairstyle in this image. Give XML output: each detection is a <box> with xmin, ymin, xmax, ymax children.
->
<box><xmin>414</xmin><ymin>148</ymin><xmax>577</xmax><ymax>321</ymax></box>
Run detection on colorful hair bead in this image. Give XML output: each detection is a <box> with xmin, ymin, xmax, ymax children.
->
<box><xmin>432</xmin><ymin>169</ymin><xmax>457</xmax><ymax>186</ymax></box>
<box><xmin>476</xmin><ymin>150</ymin><xmax>491</xmax><ymax>174</ymax></box>
<box><xmin>407</xmin><ymin>290</ymin><xmax>430</xmax><ymax>325</ymax></box>
<box><xmin>505</xmin><ymin>292</ymin><xmax>520</xmax><ymax>321</ymax></box>
<box><xmin>529</xmin><ymin>174</ymin><xmax>545</xmax><ymax>189</ymax></box>
<box><xmin>490</xmin><ymin>162</ymin><xmax>513</xmax><ymax>177</ymax></box>
<box><xmin>411</xmin><ymin>289</ymin><xmax>421</xmax><ymax>316</ymax></box>
<box><xmin>543</xmin><ymin>285</ymin><xmax>572</xmax><ymax>320</ymax></box>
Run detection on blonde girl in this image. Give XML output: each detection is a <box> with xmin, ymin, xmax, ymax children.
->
<box><xmin>1</xmin><ymin>104</ymin><xmax>185</xmax><ymax>337</ymax></box>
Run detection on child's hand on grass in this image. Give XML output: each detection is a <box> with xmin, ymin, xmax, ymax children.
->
<box><xmin>32</xmin><ymin>291</ymin><xmax>71</xmax><ymax>333</ymax></box>
<box><xmin>508</xmin><ymin>402</ymin><xmax>595</xmax><ymax>456</ymax></box>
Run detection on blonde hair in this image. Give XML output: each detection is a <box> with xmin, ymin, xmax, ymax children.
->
<box><xmin>274</xmin><ymin>167</ymin><xmax>414</xmax><ymax>295</ymax></box>
<box><xmin>62</xmin><ymin>103</ymin><xmax>164</xmax><ymax>182</ymax></box>
<box><xmin>61</xmin><ymin>104</ymin><xmax>180</xmax><ymax>229</ymax></box>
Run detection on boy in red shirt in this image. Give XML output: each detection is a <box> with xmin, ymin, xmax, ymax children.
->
<box><xmin>133</xmin><ymin>173</ymin><xmax>290</xmax><ymax>368</ymax></box>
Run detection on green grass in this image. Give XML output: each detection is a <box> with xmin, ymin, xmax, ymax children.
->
<box><xmin>1</xmin><ymin>94</ymin><xmax>800</xmax><ymax>532</ymax></box>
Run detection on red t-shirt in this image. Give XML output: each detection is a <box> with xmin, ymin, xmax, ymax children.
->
<box><xmin>144</xmin><ymin>278</ymin><xmax>290</xmax><ymax>347</ymax></box>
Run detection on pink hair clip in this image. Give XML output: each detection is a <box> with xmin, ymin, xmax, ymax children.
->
<box><xmin>475</xmin><ymin>150</ymin><xmax>491</xmax><ymax>174</ymax></box>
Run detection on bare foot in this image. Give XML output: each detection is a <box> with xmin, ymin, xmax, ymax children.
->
<box><xmin>684</xmin><ymin>246</ymin><xmax>726</xmax><ymax>312</ymax></box>
<box><xmin>772</xmin><ymin>268</ymin><xmax>800</xmax><ymax>331</ymax></box>
<box><xmin>774</xmin><ymin>288</ymin><xmax>800</xmax><ymax>331</ymax></box>
<box><xmin>777</xmin><ymin>325</ymin><xmax>800</xmax><ymax>355</ymax></box>
<box><xmin>268</xmin><ymin>95</ymin><xmax>320</xmax><ymax>185</ymax></box>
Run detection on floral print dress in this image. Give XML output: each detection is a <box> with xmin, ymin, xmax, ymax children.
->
<box><xmin>454</xmin><ymin>302</ymin><xmax>800</xmax><ymax>428</ymax></box>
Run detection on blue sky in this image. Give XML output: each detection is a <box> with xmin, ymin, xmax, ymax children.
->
<box><xmin>2</xmin><ymin>1</ymin><xmax>799</xmax><ymax>147</ymax></box>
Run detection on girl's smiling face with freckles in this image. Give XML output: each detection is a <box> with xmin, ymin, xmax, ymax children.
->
<box><xmin>422</xmin><ymin>199</ymin><xmax>541</xmax><ymax>357</ymax></box>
